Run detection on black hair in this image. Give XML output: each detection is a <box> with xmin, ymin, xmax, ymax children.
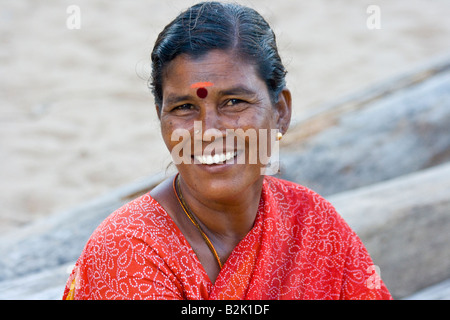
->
<box><xmin>150</xmin><ymin>1</ymin><xmax>287</xmax><ymax>108</ymax></box>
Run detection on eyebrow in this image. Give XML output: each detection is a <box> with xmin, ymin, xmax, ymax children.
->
<box><xmin>217</xmin><ymin>86</ymin><xmax>258</xmax><ymax>97</ymax></box>
<box><xmin>163</xmin><ymin>85</ymin><xmax>259</xmax><ymax>107</ymax></box>
<box><xmin>164</xmin><ymin>94</ymin><xmax>193</xmax><ymax>107</ymax></box>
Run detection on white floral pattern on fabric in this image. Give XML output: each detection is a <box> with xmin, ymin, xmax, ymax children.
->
<box><xmin>63</xmin><ymin>176</ymin><xmax>392</xmax><ymax>300</ymax></box>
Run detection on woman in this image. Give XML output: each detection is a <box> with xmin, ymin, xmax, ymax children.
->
<box><xmin>64</xmin><ymin>2</ymin><xmax>392</xmax><ymax>300</ymax></box>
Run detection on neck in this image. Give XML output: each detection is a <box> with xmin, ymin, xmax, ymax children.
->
<box><xmin>177</xmin><ymin>174</ymin><xmax>264</xmax><ymax>242</ymax></box>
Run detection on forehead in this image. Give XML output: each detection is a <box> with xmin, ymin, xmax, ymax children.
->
<box><xmin>162</xmin><ymin>50</ymin><xmax>263</xmax><ymax>91</ymax></box>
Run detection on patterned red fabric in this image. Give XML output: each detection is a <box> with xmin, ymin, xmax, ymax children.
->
<box><xmin>63</xmin><ymin>176</ymin><xmax>392</xmax><ymax>300</ymax></box>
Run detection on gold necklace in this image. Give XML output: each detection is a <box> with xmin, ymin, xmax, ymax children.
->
<box><xmin>173</xmin><ymin>174</ymin><xmax>223</xmax><ymax>269</ymax></box>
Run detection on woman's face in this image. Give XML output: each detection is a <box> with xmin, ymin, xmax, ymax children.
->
<box><xmin>158</xmin><ymin>50</ymin><xmax>291</xmax><ymax>202</ymax></box>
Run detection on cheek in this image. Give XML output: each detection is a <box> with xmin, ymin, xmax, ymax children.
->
<box><xmin>236</xmin><ymin>109</ymin><xmax>277</xmax><ymax>133</ymax></box>
<box><xmin>239</xmin><ymin>111</ymin><xmax>277</xmax><ymax>162</ymax></box>
<box><xmin>160</xmin><ymin>119</ymin><xmax>195</xmax><ymax>160</ymax></box>
<box><xmin>161</xmin><ymin>121</ymin><xmax>184</xmax><ymax>151</ymax></box>
<box><xmin>160</xmin><ymin>121</ymin><xmax>172</xmax><ymax>145</ymax></box>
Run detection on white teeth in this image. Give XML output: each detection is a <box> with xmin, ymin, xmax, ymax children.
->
<box><xmin>195</xmin><ymin>151</ymin><xmax>237</xmax><ymax>165</ymax></box>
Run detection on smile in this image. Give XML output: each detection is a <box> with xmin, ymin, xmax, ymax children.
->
<box><xmin>194</xmin><ymin>151</ymin><xmax>237</xmax><ymax>165</ymax></box>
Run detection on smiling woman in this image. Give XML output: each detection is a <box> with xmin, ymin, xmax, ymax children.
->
<box><xmin>63</xmin><ymin>1</ymin><xmax>392</xmax><ymax>300</ymax></box>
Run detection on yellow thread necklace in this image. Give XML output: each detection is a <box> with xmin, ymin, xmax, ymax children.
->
<box><xmin>173</xmin><ymin>174</ymin><xmax>223</xmax><ymax>269</ymax></box>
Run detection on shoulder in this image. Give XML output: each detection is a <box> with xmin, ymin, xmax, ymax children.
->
<box><xmin>84</xmin><ymin>192</ymin><xmax>185</xmax><ymax>259</ymax></box>
<box><xmin>70</xmin><ymin>193</ymin><xmax>188</xmax><ymax>299</ymax></box>
<box><xmin>262</xmin><ymin>176</ymin><xmax>392</xmax><ymax>299</ymax></box>
<box><xmin>78</xmin><ymin>193</ymin><xmax>180</xmax><ymax>273</ymax></box>
<box><xmin>263</xmin><ymin>175</ymin><xmax>355</xmax><ymax>240</ymax></box>
<box><xmin>90</xmin><ymin>193</ymin><xmax>172</xmax><ymax>242</ymax></box>
<box><xmin>264</xmin><ymin>175</ymin><xmax>327</xmax><ymax>203</ymax></box>
<box><xmin>264</xmin><ymin>176</ymin><xmax>341</xmax><ymax>217</ymax></box>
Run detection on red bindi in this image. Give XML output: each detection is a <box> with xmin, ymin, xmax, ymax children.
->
<box><xmin>196</xmin><ymin>87</ymin><xmax>208</xmax><ymax>99</ymax></box>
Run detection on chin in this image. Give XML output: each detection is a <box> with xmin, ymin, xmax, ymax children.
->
<box><xmin>177</xmin><ymin>163</ymin><xmax>264</xmax><ymax>201</ymax></box>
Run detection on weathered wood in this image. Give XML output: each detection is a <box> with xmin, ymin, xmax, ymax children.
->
<box><xmin>1</xmin><ymin>56</ymin><xmax>449</xmax><ymax>299</ymax></box>
<box><xmin>0</xmin><ymin>263</ymin><xmax>73</xmax><ymax>300</ymax></box>
<box><xmin>282</xmin><ymin>54</ymin><xmax>450</xmax><ymax>144</ymax></box>
<box><xmin>329</xmin><ymin>163</ymin><xmax>450</xmax><ymax>299</ymax></box>
<box><xmin>279</xmin><ymin>56</ymin><xmax>450</xmax><ymax>196</ymax></box>
<box><xmin>404</xmin><ymin>278</ymin><xmax>450</xmax><ymax>300</ymax></box>
<box><xmin>0</xmin><ymin>172</ymin><xmax>166</xmax><ymax>282</ymax></box>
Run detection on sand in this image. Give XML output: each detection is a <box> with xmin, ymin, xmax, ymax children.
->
<box><xmin>1</xmin><ymin>0</ymin><xmax>450</xmax><ymax>233</ymax></box>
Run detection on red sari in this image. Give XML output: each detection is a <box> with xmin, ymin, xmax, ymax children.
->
<box><xmin>63</xmin><ymin>176</ymin><xmax>392</xmax><ymax>300</ymax></box>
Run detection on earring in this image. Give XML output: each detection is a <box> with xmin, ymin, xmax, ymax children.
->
<box><xmin>276</xmin><ymin>132</ymin><xmax>283</xmax><ymax>141</ymax></box>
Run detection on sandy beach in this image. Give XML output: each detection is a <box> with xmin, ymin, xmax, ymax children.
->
<box><xmin>1</xmin><ymin>0</ymin><xmax>450</xmax><ymax>234</ymax></box>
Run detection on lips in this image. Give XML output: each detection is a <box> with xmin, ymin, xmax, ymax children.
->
<box><xmin>194</xmin><ymin>151</ymin><xmax>238</xmax><ymax>165</ymax></box>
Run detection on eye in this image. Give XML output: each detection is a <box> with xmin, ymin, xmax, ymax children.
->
<box><xmin>225</xmin><ymin>99</ymin><xmax>245</xmax><ymax>106</ymax></box>
<box><xmin>173</xmin><ymin>104</ymin><xmax>195</xmax><ymax>112</ymax></box>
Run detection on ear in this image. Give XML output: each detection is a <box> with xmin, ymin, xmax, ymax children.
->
<box><xmin>155</xmin><ymin>104</ymin><xmax>161</xmax><ymax>120</ymax></box>
<box><xmin>275</xmin><ymin>88</ymin><xmax>292</xmax><ymax>135</ymax></box>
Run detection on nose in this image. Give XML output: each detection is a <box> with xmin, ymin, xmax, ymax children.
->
<box><xmin>199</xmin><ymin>105</ymin><xmax>226</xmax><ymax>141</ymax></box>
